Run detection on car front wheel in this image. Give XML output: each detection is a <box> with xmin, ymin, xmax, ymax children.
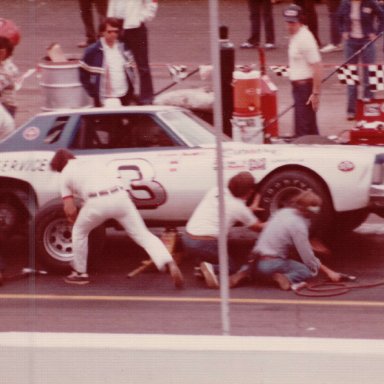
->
<box><xmin>257</xmin><ymin>170</ymin><xmax>334</xmax><ymax>236</ymax></box>
<box><xmin>35</xmin><ymin>201</ymin><xmax>106</xmax><ymax>272</ymax></box>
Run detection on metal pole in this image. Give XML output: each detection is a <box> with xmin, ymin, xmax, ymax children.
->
<box><xmin>209</xmin><ymin>0</ymin><xmax>230</xmax><ymax>336</ymax></box>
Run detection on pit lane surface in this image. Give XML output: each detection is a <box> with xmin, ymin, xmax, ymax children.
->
<box><xmin>2</xmin><ymin>0</ymin><xmax>384</xmax><ymax>338</ymax></box>
<box><xmin>1</xmin><ymin>217</ymin><xmax>384</xmax><ymax>338</ymax></box>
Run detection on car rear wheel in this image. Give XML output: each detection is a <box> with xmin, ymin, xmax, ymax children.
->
<box><xmin>257</xmin><ymin>170</ymin><xmax>334</xmax><ymax>236</ymax></box>
<box><xmin>35</xmin><ymin>201</ymin><xmax>106</xmax><ymax>272</ymax></box>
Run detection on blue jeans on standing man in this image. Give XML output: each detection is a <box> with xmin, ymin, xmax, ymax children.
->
<box><xmin>345</xmin><ymin>37</ymin><xmax>375</xmax><ymax>116</ymax></box>
<box><xmin>292</xmin><ymin>79</ymin><xmax>319</xmax><ymax>137</ymax></box>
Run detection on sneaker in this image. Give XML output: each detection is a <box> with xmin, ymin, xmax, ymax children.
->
<box><xmin>264</xmin><ymin>43</ymin><xmax>276</xmax><ymax>50</ymax></box>
<box><xmin>240</xmin><ymin>41</ymin><xmax>258</xmax><ymax>49</ymax></box>
<box><xmin>168</xmin><ymin>261</ymin><xmax>184</xmax><ymax>289</ymax></box>
<box><xmin>64</xmin><ymin>271</ymin><xmax>90</xmax><ymax>285</ymax></box>
<box><xmin>229</xmin><ymin>268</ymin><xmax>251</xmax><ymax>288</ymax></box>
<box><xmin>200</xmin><ymin>262</ymin><xmax>219</xmax><ymax>289</ymax></box>
<box><xmin>347</xmin><ymin>113</ymin><xmax>355</xmax><ymax>121</ymax></box>
<box><xmin>319</xmin><ymin>43</ymin><xmax>342</xmax><ymax>53</ymax></box>
<box><xmin>272</xmin><ymin>273</ymin><xmax>291</xmax><ymax>291</ymax></box>
<box><xmin>291</xmin><ymin>281</ymin><xmax>307</xmax><ymax>291</ymax></box>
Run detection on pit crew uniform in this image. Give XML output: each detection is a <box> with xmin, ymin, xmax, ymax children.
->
<box><xmin>59</xmin><ymin>159</ymin><xmax>173</xmax><ymax>274</ymax></box>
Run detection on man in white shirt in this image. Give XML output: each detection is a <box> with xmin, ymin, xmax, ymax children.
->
<box><xmin>284</xmin><ymin>4</ymin><xmax>322</xmax><ymax>137</ymax></box>
<box><xmin>79</xmin><ymin>17</ymin><xmax>134</xmax><ymax>107</ymax></box>
<box><xmin>184</xmin><ymin>172</ymin><xmax>264</xmax><ymax>288</ymax></box>
<box><xmin>50</xmin><ymin>149</ymin><xmax>184</xmax><ymax>288</ymax></box>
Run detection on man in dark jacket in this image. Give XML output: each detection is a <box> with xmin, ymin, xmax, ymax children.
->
<box><xmin>79</xmin><ymin>17</ymin><xmax>135</xmax><ymax>107</ymax></box>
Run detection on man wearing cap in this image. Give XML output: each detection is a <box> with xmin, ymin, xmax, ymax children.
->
<box><xmin>284</xmin><ymin>4</ymin><xmax>323</xmax><ymax>137</ymax></box>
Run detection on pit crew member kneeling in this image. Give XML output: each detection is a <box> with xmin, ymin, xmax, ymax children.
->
<box><xmin>183</xmin><ymin>172</ymin><xmax>264</xmax><ymax>289</ymax></box>
<box><xmin>230</xmin><ymin>190</ymin><xmax>342</xmax><ymax>291</ymax></box>
<box><xmin>50</xmin><ymin>149</ymin><xmax>184</xmax><ymax>288</ymax></box>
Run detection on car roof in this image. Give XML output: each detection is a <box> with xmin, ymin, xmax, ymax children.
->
<box><xmin>36</xmin><ymin>105</ymin><xmax>186</xmax><ymax>117</ymax></box>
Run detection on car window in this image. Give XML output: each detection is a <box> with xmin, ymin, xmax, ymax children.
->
<box><xmin>70</xmin><ymin>114</ymin><xmax>176</xmax><ymax>150</ymax></box>
<box><xmin>44</xmin><ymin>116</ymin><xmax>69</xmax><ymax>144</ymax></box>
<box><xmin>159</xmin><ymin>110</ymin><xmax>226</xmax><ymax>146</ymax></box>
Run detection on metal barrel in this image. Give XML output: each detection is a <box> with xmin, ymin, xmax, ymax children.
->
<box><xmin>38</xmin><ymin>58</ymin><xmax>91</xmax><ymax>110</ymax></box>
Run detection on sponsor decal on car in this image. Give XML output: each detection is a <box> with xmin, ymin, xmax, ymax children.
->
<box><xmin>0</xmin><ymin>158</ymin><xmax>50</xmax><ymax>172</ymax></box>
<box><xmin>338</xmin><ymin>161</ymin><xmax>355</xmax><ymax>172</ymax></box>
<box><xmin>22</xmin><ymin>126</ymin><xmax>41</xmax><ymax>141</ymax></box>
<box><xmin>249</xmin><ymin>158</ymin><xmax>266</xmax><ymax>170</ymax></box>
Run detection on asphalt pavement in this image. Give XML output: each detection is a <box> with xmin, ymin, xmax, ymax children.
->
<box><xmin>4</xmin><ymin>0</ymin><xmax>384</xmax><ymax>135</ymax></box>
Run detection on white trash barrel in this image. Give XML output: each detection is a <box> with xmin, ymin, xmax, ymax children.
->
<box><xmin>38</xmin><ymin>58</ymin><xmax>91</xmax><ymax>110</ymax></box>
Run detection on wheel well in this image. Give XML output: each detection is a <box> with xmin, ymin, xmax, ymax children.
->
<box><xmin>0</xmin><ymin>177</ymin><xmax>38</xmax><ymax>220</ymax></box>
<box><xmin>257</xmin><ymin>165</ymin><xmax>335</xmax><ymax>211</ymax></box>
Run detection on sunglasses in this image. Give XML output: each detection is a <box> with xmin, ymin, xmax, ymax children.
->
<box><xmin>106</xmin><ymin>30</ymin><xmax>119</xmax><ymax>34</ymax></box>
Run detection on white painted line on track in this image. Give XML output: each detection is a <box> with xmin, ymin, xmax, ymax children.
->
<box><xmin>1</xmin><ymin>293</ymin><xmax>384</xmax><ymax>307</ymax></box>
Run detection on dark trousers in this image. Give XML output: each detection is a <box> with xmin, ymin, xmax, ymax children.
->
<box><xmin>247</xmin><ymin>0</ymin><xmax>275</xmax><ymax>45</ymax></box>
<box><xmin>78</xmin><ymin>0</ymin><xmax>107</xmax><ymax>43</ymax></box>
<box><xmin>294</xmin><ymin>0</ymin><xmax>321</xmax><ymax>46</ymax></box>
<box><xmin>326</xmin><ymin>0</ymin><xmax>341</xmax><ymax>45</ymax></box>
<box><xmin>123</xmin><ymin>24</ymin><xmax>154</xmax><ymax>105</ymax></box>
<box><xmin>292</xmin><ymin>80</ymin><xmax>318</xmax><ymax>137</ymax></box>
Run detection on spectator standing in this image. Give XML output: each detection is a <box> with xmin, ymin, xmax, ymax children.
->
<box><xmin>230</xmin><ymin>191</ymin><xmax>342</xmax><ymax>291</ymax></box>
<box><xmin>338</xmin><ymin>0</ymin><xmax>384</xmax><ymax>120</ymax></box>
<box><xmin>320</xmin><ymin>0</ymin><xmax>343</xmax><ymax>53</ymax></box>
<box><xmin>284</xmin><ymin>4</ymin><xmax>322</xmax><ymax>137</ymax></box>
<box><xmin>0</xmin><ymin>36</ymin><xmax>16</xmax><ymax>141</ymax></box>
<box><xmin>79</xmin><ymin>17</ymin><xmax>135</xmax><ymax>107</ymax></box>
<box><xmin>183</xmin><ymin>172</ymin><xmax>264</xmax><ymax>289</ymax></box>
<box><xmin>50</xmin><ymin>149</ymin><xmax>184</xmax><ymax>288</ymax></box>
<box><xmin>294</xmin><ymin>0</ymin><xmax>322</xmax><ymax>46</ymax></box>
<box><xmin>77</xmin><ymin>0</ymin><xmax>108</xmax><ymax>48</ymax></box>
<box><xmin>240</xmin><ymin>0</ymin><xmax>276</xmax><ymax>50</ymax></box>
<box><xmin>108</xmin><ymin>0</ymin><xmax>157</xmax><ymax>105</ymax></box>
<box><xmin>0</xmin><ymin>36</ymin><xmax>18</xmax><ymax>118</ymax></box>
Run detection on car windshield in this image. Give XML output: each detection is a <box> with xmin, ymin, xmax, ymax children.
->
<box><xmin>158</xmin><ymin>110</ymin><xmax>228</xmax><ymax>147</ymax></box>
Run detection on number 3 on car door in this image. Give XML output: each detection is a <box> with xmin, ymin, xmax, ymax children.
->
<box><xmin>115</xmin><ymin>159</ymin><xmax>167</xmax><ymax>209</ymax></box>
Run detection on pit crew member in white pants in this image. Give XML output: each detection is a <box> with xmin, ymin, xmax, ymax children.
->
<box><xmin>49</xmin><ymin>149</ymin><xmax>184</xmax><ymax>287</ymax></box>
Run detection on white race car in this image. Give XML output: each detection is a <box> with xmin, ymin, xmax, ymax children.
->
<box><xmin>1</xmin><ymin>106</ymin><xmax>384</xmax><ymax>270</ymax></box>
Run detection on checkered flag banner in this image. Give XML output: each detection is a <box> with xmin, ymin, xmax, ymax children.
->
<box><xmin>269</xmin><ymin>65</ymin><xmax>290</xmax><ymax>77</ymax></box>
<box><xmin>167</xmin><ymin>64</ymin><xmax>188</xmax><ymax>83</ymax></box>
<box><xmin>368</xmin><ymin>64</ymin><xmax>384</xmax><ymax>92</ymax></box>
<box><xmin>337</xmin><ymin>65</ymin><xmax>360</xmax><ymax>85</ymax></box>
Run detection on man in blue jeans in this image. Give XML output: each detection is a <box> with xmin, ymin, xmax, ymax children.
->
<box><xmin>230</xmin><ymin>190</ymin><xmax>342</xmax><ymax>291</ymax></box>
<box><xmin>284</xmin><ymin>4</ymin><xmax>322</xmax><ymax>137</ymax></box>
<box><xmin>183</xmin><ymin>172</ymin><xmax>264</xmax><ymax>289</ymax></box>
<box><xmin>338</xmin><ymin>0</ymin><xmax>384</xmax><ymax>120</ymax></box>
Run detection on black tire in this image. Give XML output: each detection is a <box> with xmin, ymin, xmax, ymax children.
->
<box><xmin>35</xmin><ymin>201</ymin><xmax>106</xmax><ymax>272</ymax></box>
<box><xmin>334</xmin><ymin>209</ymin><xmax>369</xmax><ymax>232</ymax></box>
<box><xmin>0</xmin><ymin>201</ymin><xmax>20</xmax><ymax>234</ymax></box>
<box><xmin>258</xmin><ymin>170</ymin><xmax>334</xmax><ymax>236</ymax></box>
